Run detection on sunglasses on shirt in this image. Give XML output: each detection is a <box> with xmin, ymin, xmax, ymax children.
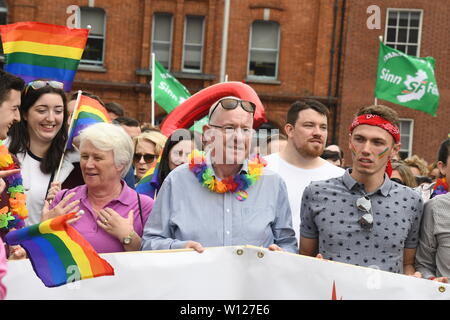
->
<box><xmin>24</xmin><ymin>80</ymin><xmax>64</xmax><ymax>95</ymax></box>
<box><xmin>390</xmin><ymin>178</ymin><xmax>404</xmax><ymax>185</ymax></box>
<box><xmin>356</xmin><ymin>196</ymin><xmax>373</xmax><ymax>231</ymax></box>
<box><xmin>133</xmin><ymin>153</ymin><xmax>158</xmax><ymax>164</ymax></box>
<box><xmin>208</xmin><ymin>98</ymin><xmax>256</xmax><ymax>119</ymax></box>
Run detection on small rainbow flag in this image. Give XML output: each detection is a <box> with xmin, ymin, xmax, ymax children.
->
<box><xmin>5</xmin><ymin>211</ymin><xmax>114</xmax><ymax>288</ymax></box>
<box><xmin>67</xmin><ymin>93</ymin><xmax>111</xmax><ymax>150</ymax></box>
<box><xmin>135</xmin><ymin>154</ymin><xmax>161</xmax><ymax>199</ymax></box>
<box><xmin>0</xmin><ymin>21</ymin><xmax>89</xmax><ymax>91</ymax></box>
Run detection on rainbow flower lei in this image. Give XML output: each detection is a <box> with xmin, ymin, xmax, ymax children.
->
<box><xmin>0</xmin><ymin>140</ymin><xmax>27</xmax><ymax>230</ymax></box>
<box><xmin>431</xmin><ymin>177</ymin><xmax>448</xmax><ymax>198</ymax></box>
<box><xmin>188</xmin><ymin>150</ymin><xmax>266</xmax><ymax>200</ymax></box>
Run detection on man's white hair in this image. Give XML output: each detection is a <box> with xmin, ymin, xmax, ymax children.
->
<box><xmin>79</xmin><ymin>122</ymin><xmax>134</xmax><ymax>177</ymax></box>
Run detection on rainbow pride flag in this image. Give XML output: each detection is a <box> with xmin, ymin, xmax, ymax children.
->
<box><xmin>0</xmin><ymin>21</ymin><xmax>89</xmax><ymax>91</ymax></box>
<box><xmin>5</xmin><ymin>212</ymin><xmax>114</xmax><ymax>288</ymax></box>
<box><xmin>67</xmin><ymin>94</ymin><xmax>111</xmax><ymax>150</ymax></box>
<box><xmin>135</xmin><ymin>154</ymin><xmax>161</xmax><ymax>199</ymax></box>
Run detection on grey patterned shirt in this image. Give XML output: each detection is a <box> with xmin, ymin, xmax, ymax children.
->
<box><xmin>415</xmin><ymin>193</ymin><xmax>450</xmax><ymax>279</ymax></box>
<box><xmin>300</xmin><ymin>169</ymin><xmax>424</xmax><ymax>273</ymax></box>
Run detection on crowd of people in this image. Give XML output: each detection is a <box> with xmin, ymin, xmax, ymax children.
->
<box><xmin>0</xmin><ymin>69</ymin><xmax>449</xmax><ymax>298</ymax></box>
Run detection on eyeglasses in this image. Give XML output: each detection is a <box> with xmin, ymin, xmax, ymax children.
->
<box><xmin>133</xmin><ymin>153</ymin><xmax>158</xmax><ymax>164</ymax></box>
<box><xmin>390</xmin><ymin>177</ymin><xmax>404</xmax><ymax>185</ymax></box>
<box><xmin>208</xmin><ymin>124</ymin><xmax>254</xmax><ymax>137</ymax></box>
<box><xmin>25</xmin><ymin>80</ymin><xmax>64</xmax><ymax>95</ymax></box>
<box><xmin>208</xmin><ymin>98</ymin><xmax>256</xmax><ymax>119</ymax></box>
<box><xmin>356</xmin><ymin>196</ymin><xmax>373</xmax><ymax>231</ymax></box>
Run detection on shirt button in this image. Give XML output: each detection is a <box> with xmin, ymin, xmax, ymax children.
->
<box><xmin>226</xmin><ymin>231</ymin><xmax>230</xmax><ymax>235</ymax></box>
<box><xmin>226</xmin><ymin>209</ymin><xmax>230</xmax><ymax>213</ymax></box>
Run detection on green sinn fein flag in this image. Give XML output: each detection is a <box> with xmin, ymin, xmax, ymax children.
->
<box><xmin>375</xmin><ymin>41</ymin><xmax>439</xmax><ymax>116</ymax></box>
<box><xmin>153</xmin><ymin>60</ymin><xmax>191</xmax><ymax>113</ymax></box>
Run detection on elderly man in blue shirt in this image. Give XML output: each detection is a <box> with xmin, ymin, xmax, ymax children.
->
<box><xmin>141</xmin><ymin>96</ymin><xmax>298</xmax><ymax>253</ymax></box>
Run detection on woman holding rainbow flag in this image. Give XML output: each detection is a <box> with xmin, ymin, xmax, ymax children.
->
<box><xmin>44</xmin><ymin>123</ymin><xmax>154</xmax><ymax>253</ymax></box>
<box><xmin>7</xmin><ymin>80</ymin><xmax>75</xmax><ymax>226</ymax></box>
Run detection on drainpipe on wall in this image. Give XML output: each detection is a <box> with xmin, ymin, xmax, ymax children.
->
<box><xmin>327</xmin><ymin>0</ymin><xmax>339</xmax><ymax>144</ymax></box>
<box><xmin>332</xmin><ymin>0</ymin><xmax>346</xmax><ymax>145</ymax></box>
<box><xmin>219</xmin><ymin>0</ymin><xmax>230</xmax><ymax>83</ymax></box>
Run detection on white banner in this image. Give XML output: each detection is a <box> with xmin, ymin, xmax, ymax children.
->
<box><xmin>4</xmin><ymin>245</ymin><xmax>449</xmax><ymax>300</ymax></box>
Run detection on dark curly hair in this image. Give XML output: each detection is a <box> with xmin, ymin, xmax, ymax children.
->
<box><xmin>8</xmin><ymin>82</ymin><xmax>68</xmax><ymax>174</ymax></box>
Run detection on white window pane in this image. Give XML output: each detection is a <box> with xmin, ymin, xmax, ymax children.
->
<box><xmin>153</xmin><ymin>42</ymin><xmax>170</xmax><ymax>68</ymax></box>
<box><xmin>251</xmin><ymin>50</ymin><xmax>277</xmax><ymax>63</ymax></box>
<box><xmin>387</xmin><ymin>28</ymin><xmax>396</xmax><ymax>42</ymax></box>
<box><xmin>396</xmin><ymin>44</ymin><xmax>406</xmax><ymax>53</ymax></box>
<box><xmin>409</xmin><ymin>29</ymin><xmax>418</xmax><ymax>43</ymax></box>
<box><xmin>154</xmin><ymin>14</ymin><xmax>172</xmax><ymax>42</ymax></box>
<box><xmin>410</xmin><ymin>12</ymin><xmax>420</xmax><ymax>27</ymax></box>
<box><xmin>400</xmin><ymin>121</ymin><xmax>410</xmax><ymax>135</ymax></box>
<box><xmin>398</xmin><ymin>28</ymin><xmax>407</xmax><ymax>43</ymax></box>
<box><xmin>401</xmin><ymin>136</ymin><xmax>410</xmax><ymax>147</ymax></box>
<box><xmin>407</xmin><ymin>45</ymin><xmax>417</xmax><ymax>56</ymax></box>
<box><xmin>249</xmin><ymin>51</ymin><xmax>277</xmax><ymax>77</ymax></box>
<box><xmin>0</xmin><ymin>12</ymin><xmax>6</xmax><ymax>25</ymax></box>
<box><xmin>399</xmin><ymin>12</ymin><xmax>409</xmax><ymax>27</ymax></box>
<box><xmin>186</xmin><ymin>16</ymin><xmax>203</xmax><ymax>44</ymax></box>
<box><xmin>184</xmin><ymin>45</ymin><xmax>201</xmax><ymax>70</ymax></box>
<box><xmin>80</xmin><ymin>8</ymin><xmax>104</xmax><ymax>36</ymax></box>
<box><xmin>388</xmin><ymin>11</ymin><xmax>397</xmax><ymax>26</ymax></box>
<box><xmin>251</xmin><ymin>21</ymin><xmax>279</xmax><ymax>49</ymax></box>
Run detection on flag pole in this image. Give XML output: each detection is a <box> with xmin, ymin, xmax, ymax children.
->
<box><xmin>151</xmin><ymin>53</ymin><xmax>156</xmax><ymax>127</ymax></box>
<box><xmin>375</xmin><ymin>35</ymin><xmax>383</xmax><ymax>105</ymax></box>
<box><xmin>54</xmin><ymin>90</ymin><xmax>82</xmax><ymax>183</ymax></box>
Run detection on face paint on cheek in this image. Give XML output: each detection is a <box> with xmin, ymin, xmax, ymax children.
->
<box><xmin>350</xmin><ymin>142</ymin><xmax>357</xmax><ymax>156</ymax></box>
<box><xmin>377</xmin><ymin>147</ymin><xmax>389</xmax><ymax>159</ymax></box>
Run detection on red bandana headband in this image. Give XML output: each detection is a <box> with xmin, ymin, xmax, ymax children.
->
<box><xmin>349</xmin><ymin>114</ymin><xmax>400</xmax><ymax>143</ymax></box>
<box><xmin>349</xmin><ymin>114</ymin><xmax>401</xmax><ymax>177</ymax></box>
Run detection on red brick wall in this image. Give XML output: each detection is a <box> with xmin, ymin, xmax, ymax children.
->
<box><xmin>338</xmin><ymin>0</ymin><xmax>449</xmax><ymax>165</ymax></box>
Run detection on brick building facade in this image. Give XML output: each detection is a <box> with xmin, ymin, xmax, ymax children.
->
<box><xmin>1</xmin><ymin>0</ymin><xmax>448</xmax><ymax>164</ymax></box>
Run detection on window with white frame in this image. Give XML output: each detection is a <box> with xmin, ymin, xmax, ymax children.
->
<box><xmin>152</xmin><ymin>13</ymin><xmax>173</xmax><ymax>70</ymax></box>
<box><xmin>182</xmin><ymin>16</ymin><xmax>204</xmax><ymax>73</ymax></box>
<box><xmin>80</xmin><ymin>7</ymin><xmax>106</xmax><ymax>66</ymax></box>
<box><xmin>0</xmin><ymin>0</ymin><xmax>7</xmax><ymax>57</ymax></box>
<box><xmin>385</xmin><ymin>9</ymin><xmax>422</xmax><ymax>56</ymax></box>
<box><xmin>399</xmin><ymin>119</ymin><xmax>414</xmax><ymax>159</ymax></box>
<box><xmin>248</xmin><ymin>21</ymin><xmax>280</xmax><ymax>79</ymax></box>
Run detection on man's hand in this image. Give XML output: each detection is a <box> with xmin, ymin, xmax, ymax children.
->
<box><xmin>268</xmin><ymin>244</ymin><xmax>283</xmax><ymax>251</ymax></box>
<box><xmin>0</xmin><ymin>169</ymin><xmax>21</xmax><ymax>194</ymax></box>
<box><xmin>184</xmin><ymin>241</ymin><xmax>205</xmax><ymax>253</ymax></box>
<box><xmin>8</xmin><ymin>245</ymin><xmax>26</xmax><ymax>260</ymax></box>
<box><xmin>429</xmin><ymin>276</ymin><xmax>449</xmax><ymax>283</ymax></box>
<box><xmin>46</xmin><ymin>181</ymin><xmax>62</xmax><ymax>202</ymax></box>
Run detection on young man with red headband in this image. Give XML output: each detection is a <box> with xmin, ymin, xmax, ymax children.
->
<box><xmin>299</xmin><ymin>105</ymin><xmax>424</xmax><ymax>276</ymax></box>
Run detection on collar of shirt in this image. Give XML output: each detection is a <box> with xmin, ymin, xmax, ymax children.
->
<box><xmin>205</xmin><ymin>151</ymin><xmax>249</xmax><ymax>176</ymax></box>
<box><xmin>78</xmin><ymin>180</ymin><xmax>135</xmax><ymax>206</ymax></box>
<box><xmin>342</xmin><ymin>168</ymin><xmax>392</xmax><ymax>197</ymax></box>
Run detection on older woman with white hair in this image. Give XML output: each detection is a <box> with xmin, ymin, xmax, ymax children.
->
<box><xmin>42</xmin><ymin>123</ymin><xmax>154</xmax><ymax>253</ymax></box>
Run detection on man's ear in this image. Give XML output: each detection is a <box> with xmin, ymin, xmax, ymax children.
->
<box><xmin>284</xmin><ymin>123</ymin><xmax>294</xmax><ymax>138</ymax></box>
<box><xmin>202</xmin><ymin>125</ymin><xmax>215</xmax><ymax>145</ymax></box>
<box><xmin>389</xmin><ymin>142</ymin><xmax>401</xmax><ymax>160</ymax></box>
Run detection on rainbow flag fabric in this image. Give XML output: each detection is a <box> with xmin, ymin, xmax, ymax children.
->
<box><xmin>67</xmin><ymin>94</ymin><xmax>111</xmax><ymax>150</ymax></box>
<box><xmin>5</xmin><ymin>212</ymin><xmax>114</xmax><ymax>288</ymax></box>
<box><xmin>0</xmin><ymin>21</ymin><xmax>88</xmax><ymax>91</ymax></box>
<box><xmin>135</xmin><ymin>155</ymin><xmax>162</xmax><ymax>199</ymax></box>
